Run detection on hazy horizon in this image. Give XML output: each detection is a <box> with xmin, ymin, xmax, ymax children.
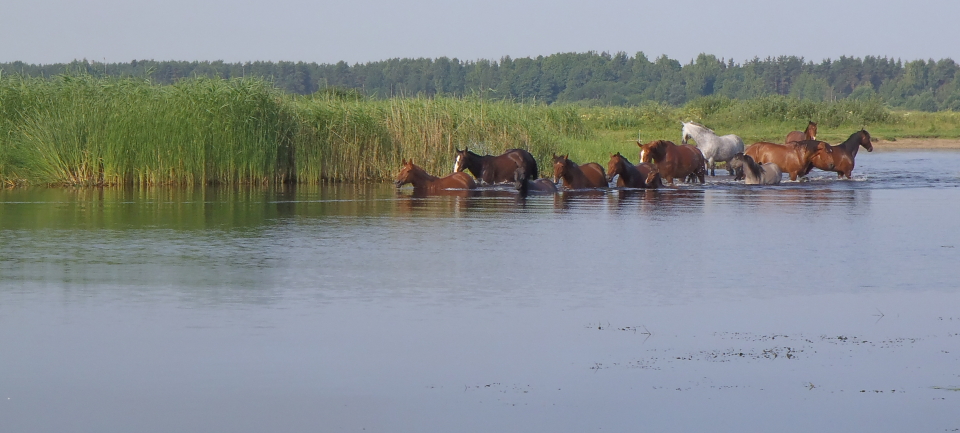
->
<box><xmin>2</xmin><ymin>0</ymin><xmax>957</xmax><ymax>65</ymax></box>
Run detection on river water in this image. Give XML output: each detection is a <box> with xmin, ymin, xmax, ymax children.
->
<box><xmin>1</xmin><ymin>151</ymin><xmax>959</xmax><ymax>432</ymax></box>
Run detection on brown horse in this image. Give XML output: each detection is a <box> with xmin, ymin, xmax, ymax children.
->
<box><xmin>785</xmin><ymin>121</ymin><xmax>817</xmax><ymax>143</ymax></box>
<box><xmin>454</xmin><ymin>148</ymin><xmax>538</xmax><ymax>184</ymax></box>
<box><xmin>744</xmin><ymin>141</ymin><xmax>833</xmax><ymax>181</ymax></box>
<box><xmin>809</xmin><ymin>130</ymin><xmax>873</xmax><ymax>179</ymax></box>
<box><xmin>637</xmin><ymin>140</ymin><xmax>705</xmax><ymax>184</ymax></box>
<box><xmin>516</xmin><ymin>178</ymin><xmax>558</xmax><ymax>196</ymax></box>
<box><xmin>395</xmin><ymin>159</ymin><xmax>477</xmax><ymax>191</ymax></box>
<box><xmin>606</xmin><ymin>152</ymin><xmax>662</xmax><ymax>188</ymax></box>
<box><xmin>552</xmin><ymin>154</ymin><xmax>607</xmax><ymax>189</ymax></box>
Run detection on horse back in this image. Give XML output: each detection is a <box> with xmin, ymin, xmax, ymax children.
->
<box><xmin>580</xmin><ymin>163</ymin><xmax>608</xmax><ymax>188</ymax></box>
<box><xmin>483</xmin><ymin>149</ymin><xmax>536</xmax><ymax>183</ymax></box>
<box><xmin>435</xmin><ymin>172</ymin><xmax>477</xmax><ymax>190</ymax></box>
<box><xmin>506</xmin><ymin>149</ymin><xmax>539</xmax><ymax>180</ymax></box>
<box><xmin>785</xmin><ymin>131</ymin><xmax>806</xmax><ymax>143</ymax></box>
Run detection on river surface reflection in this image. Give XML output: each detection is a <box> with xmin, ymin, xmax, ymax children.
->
<box><xmin>1</xmin><ymin>151</ymin><xmax>959</xmax><ymax>433</ymax></box>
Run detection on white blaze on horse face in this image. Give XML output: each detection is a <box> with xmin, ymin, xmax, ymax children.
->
<box><xmin>639</xmin><ymin>149</ymin><xmax>646</xmax><ymax>163</ymax></box>
<box><xmin>453</xmin><ymin>154</ymin><xmax>461</xmax><ymax>172</ymax></box>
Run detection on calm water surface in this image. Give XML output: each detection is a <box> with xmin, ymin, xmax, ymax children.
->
<box><xmin>2</xmin><ymin>151</ymin><xmax>960</xmax><ymax>432</ymax></box>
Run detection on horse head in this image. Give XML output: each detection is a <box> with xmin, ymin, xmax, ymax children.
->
<box><xmin>395</xmin><ymin>158</ymin><xmax>416</xmax><ymax>187</ymax></box>
<box><xmin>643</xmin><ymin>164</ymin><xmax>662</xmax><ymax>188</ymax></box>
<box><xmin>638</xmin><ymin>140</ymin><xmax>666</xmax><ymax>164</ymax></box>
<box><xmin>859</xmin><ymin>129</ymin><xmax>874</xmax><ymax>152</ymax></box>
<box><xmin>681</xmin><ymin>121</ymin><xmax>692</xmax><ymax>144</ymax></box>
<box><xmin>453</xmin><ymin>148</ymin><xmax>469</xmax><ymax>173</ymax></box>
<box><xmin>806</xmin><ymin>121</ymin><xmax>818</xmax><ymax>140</ymax></box>
<box><xmin>552</xmin><ymin>154</ymin><xmax>570</xmax><ymax>183</ymax></box>
<box><xmin>606</xmin><ymin>152</ymin><xmax>626</xmax><ymax>183</ymax></box>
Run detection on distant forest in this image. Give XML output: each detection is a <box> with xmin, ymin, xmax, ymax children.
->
<box><xmin>3</xmin><ymin>52</ymin><xmax>960</xmax><ymax>111</ymax></box>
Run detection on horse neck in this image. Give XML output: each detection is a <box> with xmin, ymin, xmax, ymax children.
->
<box><xmin>561</xmin><ymin>162</ymin><xmax>586</xmax><ymax>185</ymax></box>
<box><xmin>796</xmin><ymin>142</ymin><xmax>818</xmax><ymax>159</ymax></box>
<box><xmin>744</xmin><ymin>159</ymin><xmax>762</xmax><ymax>179</ymax></box>
<box><xmin>688</xmin><ymin>127</ymin><xmax>715</xmax><ymax>148</ymax></box>
<box><xmin>840</xmin><ymin>134</ymin><xmax>863</xmax><ymax>156</ymax></box>
<box><xmin>465</xmin><ymin>154</ymin><xmax>487</xmax><ymax>178</ymax></box>
<box><xmin>614</xmin><ymin>159</ymin><xmax>635</xmax><ymax>182</ymax></box>
<box><xmin>408</xmin><ymin>167</ymin><xmax>439</xmax><ymax>188</ymax></box>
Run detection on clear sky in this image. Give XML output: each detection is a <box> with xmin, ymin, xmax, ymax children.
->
<box><xmin>2</xmin><ymin>0</ymin><xmax>957</xmax><ymax>65</ymax></box>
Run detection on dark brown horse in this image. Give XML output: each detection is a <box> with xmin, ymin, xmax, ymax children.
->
<box><xmin>606</xmin><ymin>152</ymin><xmax>662</xmax><ymax>188</ymax></box>
<box><xmin>395</xmin><ymin>159</ymin><xmax>477</xmax><ymax>191</ymax></box>
<box><xmin>552</xmin><ymin>154</ymin><xmax>607</xmax><ymax>189</ymax></box>
<box><xmin>516</xmin><ymin>178</ymin><xmax>558</xmax><ymax>196</ymax></box>
<box><xmin>454</xmin><ymin>148</ymin><xmax>538</xmax><ymax>184</ymax></box>
<box><xmin>809</xmin><ymin>130</ymin><xmax>873</xmax><ymax>179</ymax></box>
<box><xmin>744</xmin><ymin>141</ymin><xmax>833</xmax><ymax>181</ymax></box>
<box><xmin>637</xmin><ymin>140</ymin><xmax>705</xmax><ymax>184</ymax></box>
<box><xmin>785</xmin><ymin>121</ymin><xmax>817</xmax><ymax>143</ymax></box>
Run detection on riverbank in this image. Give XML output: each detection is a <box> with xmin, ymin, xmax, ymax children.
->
<box><xmin>872</xmin><ymin>138</ymin><xmax>960</xmax><ymax>150</ymax></box>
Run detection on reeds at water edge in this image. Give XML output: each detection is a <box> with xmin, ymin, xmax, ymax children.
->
<box><xmin>2</xmin><ymin>74</ymin><xmax>956</xmax><ymax>187</ymax></box>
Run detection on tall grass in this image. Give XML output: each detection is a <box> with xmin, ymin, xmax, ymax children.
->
<box><xmin>2</xmin><ymin>75</ymin><xmax>959</xmax><ymax>186</ymax></box>
<box><xmin>0</xmin><ymin>75</ymin><xmax>295</xmax><ymax>185</ymax></box>
<box><xmin>0</xmin><ymin>75</ymin><xmax>583</xmax><ymax>185</ymax></box>
<box><xmin>292</xmin><ymin>95</ymin><xmax>585</xmax><ymax>182</ymax></box>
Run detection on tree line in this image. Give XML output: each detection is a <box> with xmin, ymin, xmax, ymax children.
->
<box><xmin>3</xmin><ymin>52</ymin><xmax>959</xmax><ymax>111</ymax></box>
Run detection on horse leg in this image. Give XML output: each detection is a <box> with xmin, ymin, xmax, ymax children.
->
<box><xmin>709</xmin><ymin>159</ymin><xmax>716</xmax><ymax>176</ymax></box>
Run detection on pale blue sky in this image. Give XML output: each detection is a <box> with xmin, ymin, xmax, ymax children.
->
<box><xmin>2</xmin><ymin>0</ymin><xmax>956</xmax><ymax>65</ymax></box>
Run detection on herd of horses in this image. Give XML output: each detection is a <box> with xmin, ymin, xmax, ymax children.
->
<box><xmin>394</xmin><ymin>121</ymin><xmax>875</xmax><ymax>194</ymax></box>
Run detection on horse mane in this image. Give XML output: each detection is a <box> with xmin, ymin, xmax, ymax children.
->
<box><xmin>686</xmin><ymin>122</ymin><xmax>713</xmax><ymax>133</ymax></box>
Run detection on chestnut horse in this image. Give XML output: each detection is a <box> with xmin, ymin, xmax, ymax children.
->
<box><xmin>785</xmin><ymin>121</ymin><xmax>817</xmax><ymax>143</ymax></box>
<box><xmin>395</xmin><ymin>159</ymin><xmax>477</xmax><ymax>191</ymax></box>
<box><xmin>638</xmin><ymin>140</ymin><xmax>705</xmax><ymax>184</ymax></box>
<box><xmin>454</xmin><ymin>148</ymin><xmax>538</xmax><ymax>184</ymax></box>
<box><xmin>809</xmin><ymin>130</ymin><xmax>873</xmax><ymax>179</ymax></box>
<box><xmin>728</xmin><ymin>153</ymin><xmax>782</xmax><ymax>185</ymax></box>
<box><xmin>606</xmin><ymin>152</ymin><xmax>662</xmax><ymax>188</ymax></box>
<box><xmin>744</xmin><ymin>141</ymin><xmax>833</xmax><ymax>181</ymax></box>
<box><xmin>552</xmin><ymin>154</ymin><xmax>607</xmax><ymax>189</ymax></box>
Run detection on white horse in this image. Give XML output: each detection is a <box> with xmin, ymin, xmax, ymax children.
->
<box><xmin>680</xmin><ymin>122</ymin><xmax>744</xmax><ymax>176</ymax></box>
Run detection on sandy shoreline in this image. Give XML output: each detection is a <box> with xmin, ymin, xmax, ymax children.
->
<box><xmin>872</xmin><ymin>138</ymin><xmax>960</xmax><ymax>149</ymax></box>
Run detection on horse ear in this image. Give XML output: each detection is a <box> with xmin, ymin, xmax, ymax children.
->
<box><xmin>401</xmin><ymin>158</ymin><xmax>407</xmax><ymax>165</ymax></box>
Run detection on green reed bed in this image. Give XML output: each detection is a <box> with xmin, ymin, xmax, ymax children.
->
<box><xmin>292</xmin><ymin>95</ymin><xmax>584</xmax><ymax>182</ymax></box>
<box><xmin>0</xmin><ymin>75</ymin><xmax>295</xmax><ymax>186</ymax></box>
<box><xmin>3</xmin><ymin>74</ymin><xmax>960</xmax><ymax>187</ymax></box>
<box><xmin>0</xmin><ymin>75</ymin><xmax>584</xmax><ymax>185</ymax></box>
